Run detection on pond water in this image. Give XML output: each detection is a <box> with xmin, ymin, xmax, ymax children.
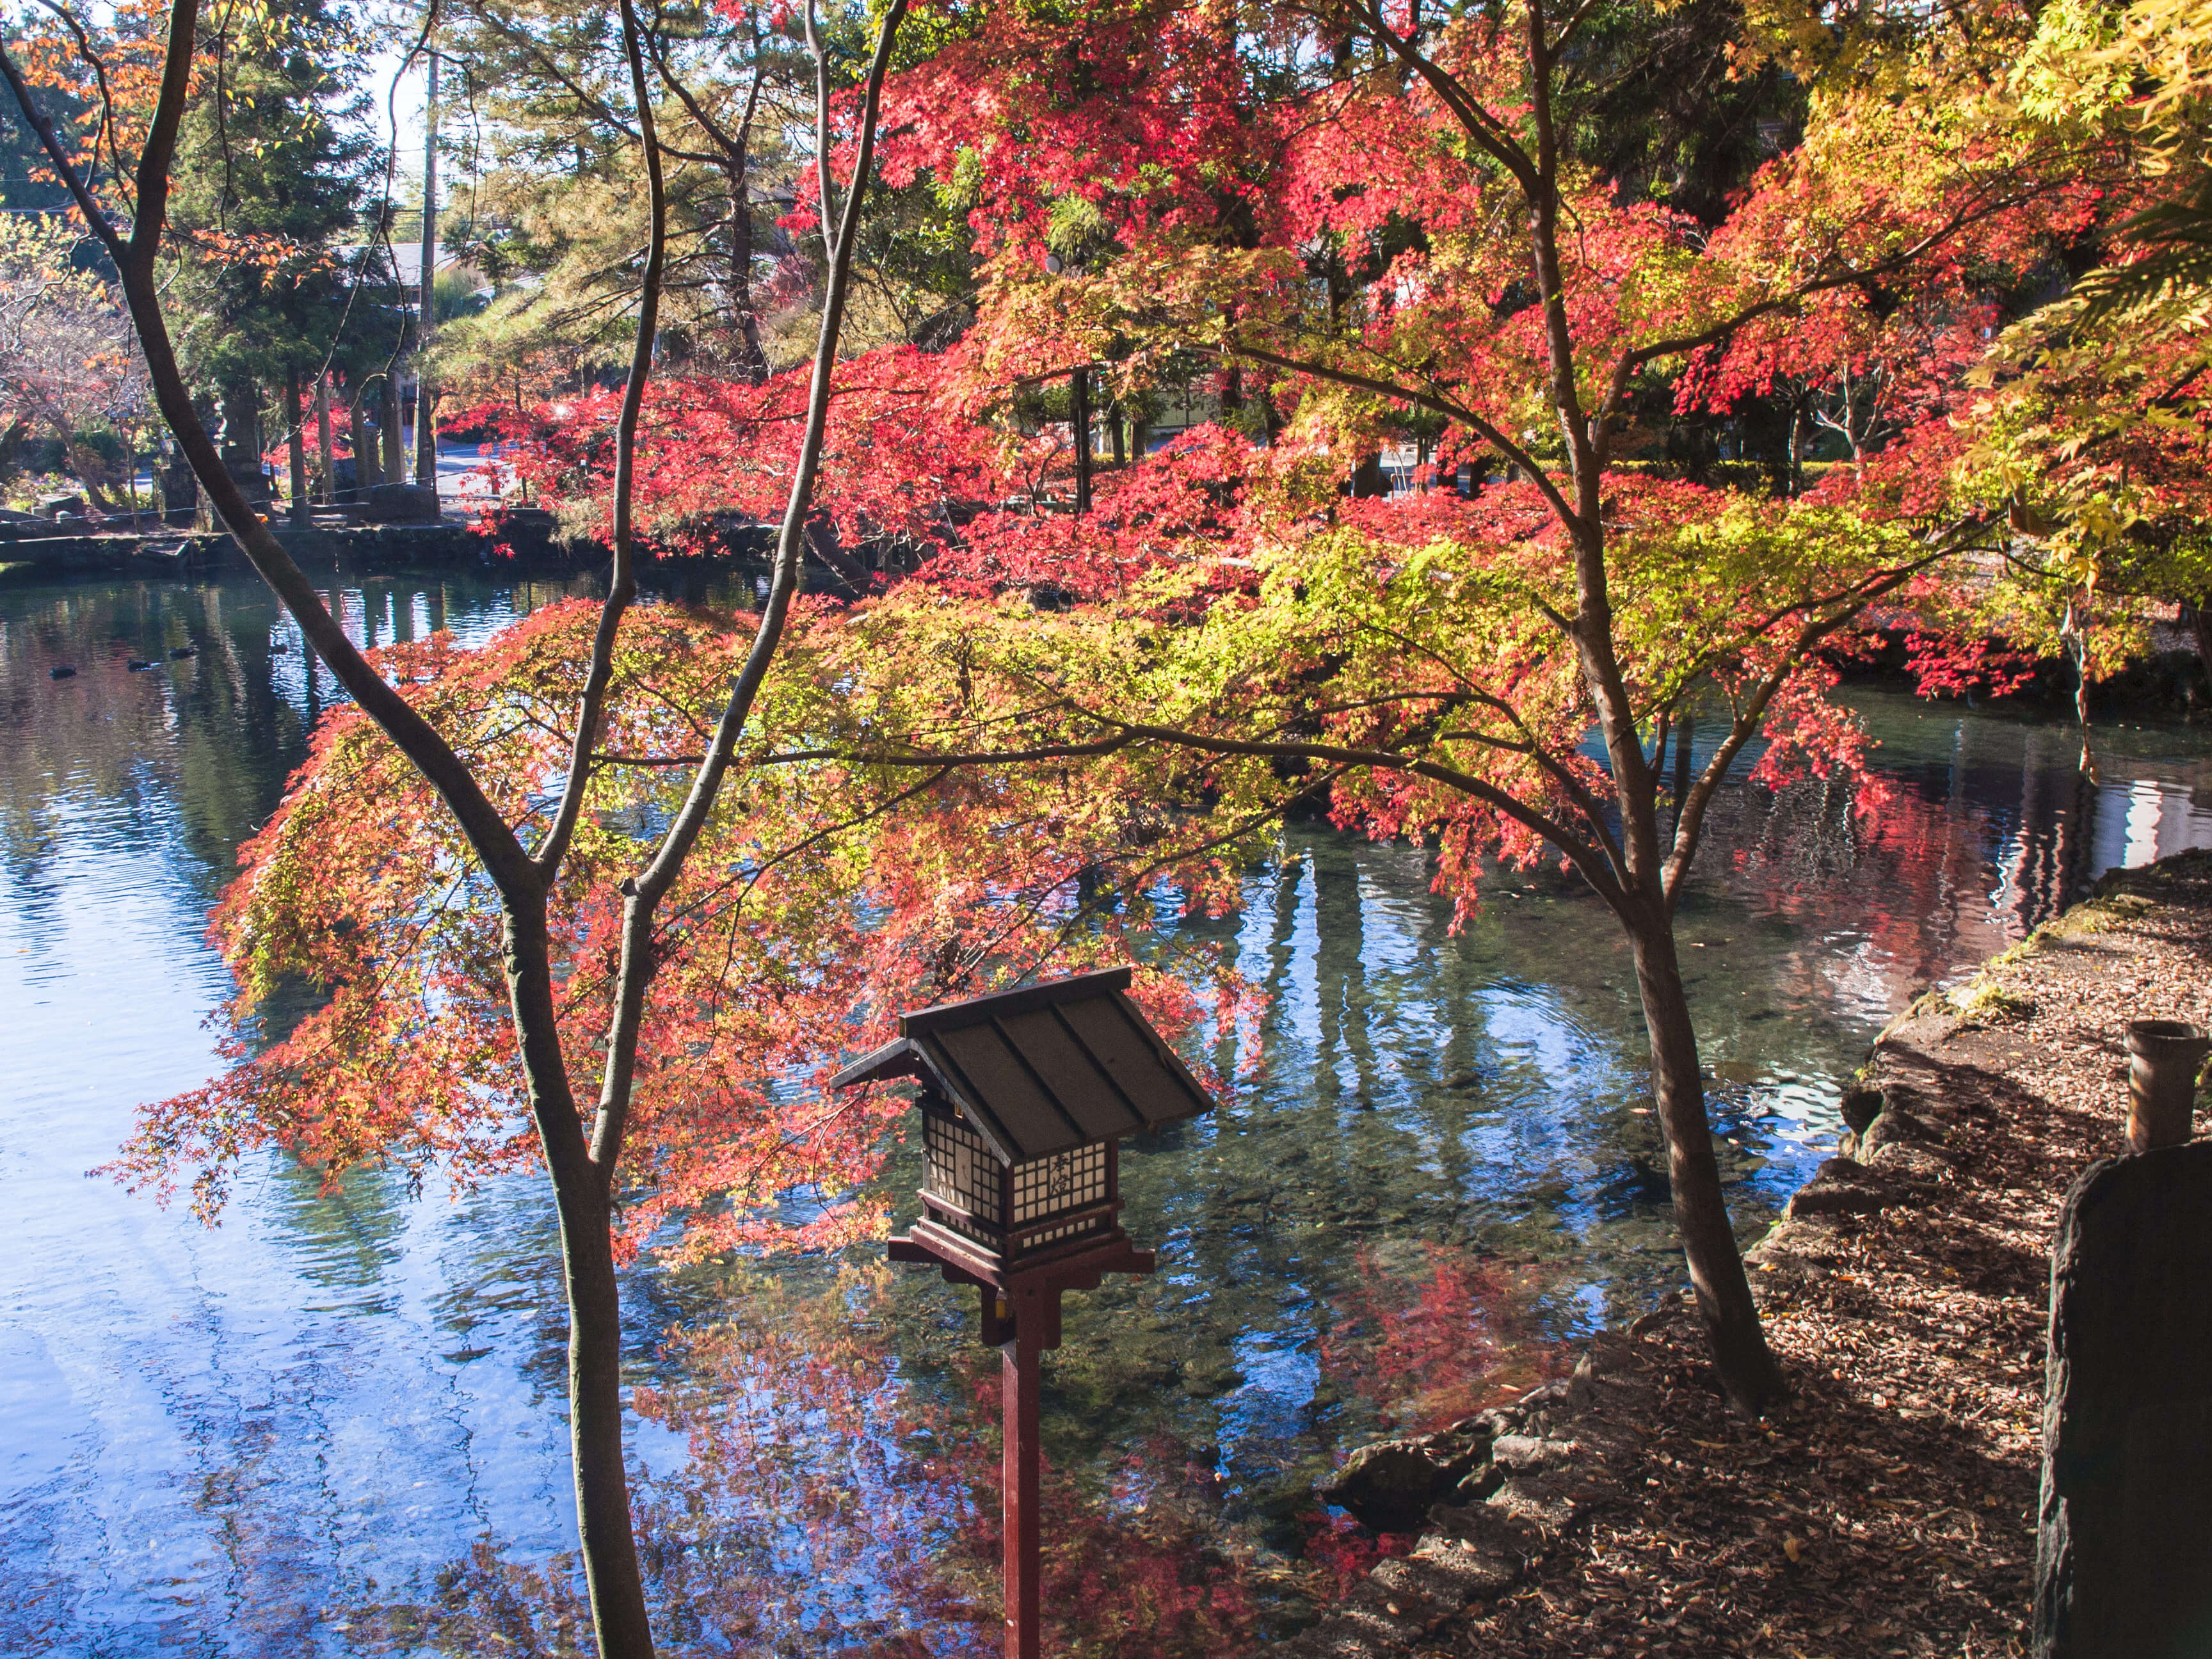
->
<box><xmin>3</xmin><ymin>566</ymin><xmax>2209</xmax><ymax>1657</ymax></box>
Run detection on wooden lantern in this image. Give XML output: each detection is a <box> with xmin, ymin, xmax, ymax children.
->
<box><xmin>831</xmin><ymin>965</ymin><xmax>1215</xmax><ymax>1659</ymax></box>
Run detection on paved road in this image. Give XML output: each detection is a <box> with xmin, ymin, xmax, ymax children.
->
<box><xmin>426</xmin><ymin>435</ymin><xmax>514</xmax><ymax>510</ymax></box>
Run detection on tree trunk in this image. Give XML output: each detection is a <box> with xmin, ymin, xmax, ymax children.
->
<box><xmin>1628</xmin><ymin>911</ymin><xmax>1788</xmax><ymax>1410</ymax></box>
<box><xmin>60</xmin><ymin>435</ymin><xmax>121</xmax><ymax>511</ymax></box>
<box><xmin>2069</xmin><ymin>621</ymin><xmax>2099</xmax><ymax>781</ymax></box>
<box><xmin>286</xmin><ymin>362</ymin><xmax>309</xmax><ymax>527</ymax></box>
<box><xmin>416</xmin><ymin>51</ymin><xmax>440</xmax><ymax>491</ymax></box>
<box><xmin>1071</xmin><ymin>367</ymin><xmax>1092</xmax><ymax>514</ymax></box>
<box><xmin>1670</xmin><ymin>712</ymin><xmax>1694</xmax><ymax>841</ymax></box>
<box><xmin>381</xmin><ymin>375</ymin><xmax>405</xmax><ymax>486</ymax></box>
<box><xmin>551</xmin><ymin>1166</ymin><xmax>653</xmax><ymax>1658</ymax></box>
<box><xmin>1787</xmin><ymin>394</ymin><xmax>1806</xmax><ymax>497</ymax></box>
<box><xmin>728</xmin><ymin>163</ymin><xmax>767</xmax><ymax>385</ymax></box>
<box><xmin>416</xmin><ymin>386</ymin><xmax>438</xmax><ymax>493</ymax></box>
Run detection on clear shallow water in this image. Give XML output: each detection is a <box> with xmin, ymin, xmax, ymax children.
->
<box><xmin>3</xmin><ymin>568</ymin><xmax>2209</xmax><ymax>1656</ymax></box>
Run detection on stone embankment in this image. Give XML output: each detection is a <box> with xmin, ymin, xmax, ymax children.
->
<box><xmin>0</xmin><ymin>512</ymin><xmax>868</xmax><ymax>583</ymax></box>
<box><xmin>1281</xmin><ymin>847</ymin><xmax>2212</xmax><ymax>1658</ymax></box>
<box><xmin>0</xmin><ymin>521</ymin><xmax>487</xmax><ymax>577</ymax></box>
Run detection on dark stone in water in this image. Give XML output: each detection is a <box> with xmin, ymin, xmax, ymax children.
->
<box><xmin>1181</xmin><ymin>1361</ymin><xmax>1245</xmax><ymax>1398</ymax></box>
<box><xmin>168</xmin><ymin>646</ymin><xmax>196</xmax><ymax>660</ymax></box>
<box><xmin>1320</xmin><ymin>1441</ymin><xmax>1457</xmax><ymax>1532</ymax></box>
<box><xmin>1321</xmin><ymin>1422</ymin><xmax>1495</xmax><ymax>1533</ymax></box>
<box><xmin>49</xmin><ymin>665</ymin><xmax>76</xmax><ymax>679</ymax></box>
<box><xmin>270</xmin><ymin>642</ymin><xmax>291</xmax><ymax>653</ymax></box>
<box><xmin>127</xmin><ymin>659</ymin><xmax>159</xmax><ymax>671</ymax></box>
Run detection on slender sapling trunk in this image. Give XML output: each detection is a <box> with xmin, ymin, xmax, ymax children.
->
<box><xmin>1627</xmin><ymin>909</ymin><xmax>1784</xmax><ymax>1404</ymax></box>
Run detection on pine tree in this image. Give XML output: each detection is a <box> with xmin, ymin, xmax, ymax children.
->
<box><xmin>162</xmin><ymin>0</ymin><xmax>385</xmax><ymax>505</ymax></box>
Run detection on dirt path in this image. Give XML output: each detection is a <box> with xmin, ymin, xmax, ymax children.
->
<box><xmin>1282</xmin><ymin>849</ymin><xmax>2212</xmax><ymax>1659</ymax></box>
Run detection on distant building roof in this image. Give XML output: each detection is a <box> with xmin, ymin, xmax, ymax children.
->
<box><xmin>830</xmin><ymin>966</ymin><xmax>1215</xmax><ymax>1163</ymax></box>
<box><xmin>337</xmin><ymin>244</ymin><xmax>463</xmax><ymax>291</ymax></box>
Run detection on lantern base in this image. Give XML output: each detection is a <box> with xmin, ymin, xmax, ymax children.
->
<box><xmin>887</xmin><ymin>1223</ymin><xmax>1155</xmax><ymax>1350</ymax></box>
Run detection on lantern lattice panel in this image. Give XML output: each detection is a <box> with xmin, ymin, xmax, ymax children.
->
<box><xmin>924</xmin><ymin>1109</ymin><xmax>1002</xmax><ymax>1244</ymax></box>
<box><xmin>1011</xmin><ymin>1143</ymin><xmax>1108</xmax><ymax>1249</ymax></box>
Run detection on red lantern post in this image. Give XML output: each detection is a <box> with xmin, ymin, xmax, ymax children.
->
<box><xmin>832</xmin><ymin>967</ymin><xmax>1215</xmax><ymax>1659</ymax></box>
<box><xmin>1004</xmin><ymin>1294</ymin><xmax>1044</xmax><ymax>1656</ymax></box>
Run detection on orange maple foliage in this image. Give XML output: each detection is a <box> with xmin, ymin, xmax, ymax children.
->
<box><xmin>117</xmin><ymin>598</ymin><xmax>1260</xmax><ymax>1256</ymax></box>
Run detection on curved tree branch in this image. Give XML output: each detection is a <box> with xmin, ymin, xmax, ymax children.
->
<box><xmin>587</xmin><ymin>0</ymin><xmax>913</xmax><ymax>1182</ymax></box>
<box><xmin>534</xmin><ymin>0</ymin><xmax>668</xmax><ymax>886</ymax></box>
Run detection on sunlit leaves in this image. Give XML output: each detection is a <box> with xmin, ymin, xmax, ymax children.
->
<box><xmin>117</xmin><ymin>597</ymin><xmax>1256</xmax><ymax>1253</ymax></box>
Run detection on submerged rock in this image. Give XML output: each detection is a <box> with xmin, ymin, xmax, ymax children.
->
<box><xmin>48</xmin><ymin>665</ymin><xmax>76</xmax><ymax>679</ymax></box>
<box><xmin>1318</xmin><ymin>1440</ymin><xmax>1458</xmax><ymax>1533</ymax></box>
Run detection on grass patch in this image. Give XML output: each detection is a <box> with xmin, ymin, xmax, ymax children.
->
<box><xmin>1954</xmin><ymin>980</ymin><xmax>2037</xmax><ymax>1022</ymax></box>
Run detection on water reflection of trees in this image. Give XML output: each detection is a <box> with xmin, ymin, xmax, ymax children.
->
<box><xmin>14</xmin><ymin>585</ymin><xmax>2212</xmax><ymax>1654</ymax></box>
<box><xmin>306</xmin><ymin>1251</ymin><xmax>1546</xmax><ymax>1658</ymax></box>
<box><xmin>0</xmin><ymin>573</ymin><xmax>604</xmax><ymax>903</ymax></box>
<box><xmin>0</xmin><ymin>582</ymin><xmax>303</xmax><ymax>895</ymax></box>
<box><xmin>1318</xmin><ymin>1246</ymin><xmax>1557</xmax><ymax>1434</ymax></box>
<box><xmin>1696</xmin><ymin>714</ymin><xmax>2206</xmax><ymax>1011</ymax></box>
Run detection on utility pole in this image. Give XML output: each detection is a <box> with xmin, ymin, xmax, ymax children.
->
<box><xmin>414</xmin><ymin>48</ymin><xmax>439</xmax><ymax>493</ymax></box>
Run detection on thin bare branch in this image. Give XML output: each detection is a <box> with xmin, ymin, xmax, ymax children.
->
<box><xmin>533</xmin><ymin>0</ymin><xmax>669</xmax><ymax>886</ymax></box>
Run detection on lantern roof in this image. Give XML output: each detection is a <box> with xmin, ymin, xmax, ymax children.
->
<box><xmin>830</xmin><ymin>966</ymin><xmax>1214</xmax><ymax>1164</ymax></box>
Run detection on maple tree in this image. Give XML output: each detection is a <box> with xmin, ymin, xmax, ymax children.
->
<box><xmin>457</xmin><ymin>341</ymin><xmax>1004</xmax><ymax>563</ymax></box>
<box><xmin>1</xmin><ymin>0</ymin><xmax>929</xmax><ymax>1650</ymax></box>
<box><xmin>416</xmin><ymin>0</ymin><xmax>2134</xmax><ymax>1418</ymax></box>
<box><xmin>803</xmin><ymin>0</ymin><xmax>2118</xmax><ymax>1410</ymax></box>
<box><xmin>1957</xmin><ymin>0</ymin><xmax>2212</xmax><ymax>741</ymax></box>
